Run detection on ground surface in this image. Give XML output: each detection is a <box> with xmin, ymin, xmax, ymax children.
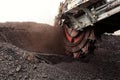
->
<box><xmin>0</xmin><ymin>34</ymin><xmax>120</xmax><ymax>80</ymax></box>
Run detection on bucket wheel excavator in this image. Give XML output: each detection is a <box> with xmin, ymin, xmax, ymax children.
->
<box><xmin>0</xmin><ymin>0</ymin><xmax>120</xmax><ymax>62</ymax></box>
<box><xmin>59</xmin><ymin>0</ymin><xmax>120</xmax><ymax>58</ymax></box>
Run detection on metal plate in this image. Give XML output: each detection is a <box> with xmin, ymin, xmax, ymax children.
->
<box><xmin>67</xmin><ymin>0</ymin><xmax>89</xmax><ymax>10</ymax></box>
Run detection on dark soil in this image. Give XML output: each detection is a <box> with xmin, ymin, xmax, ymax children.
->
<box><xmin>0</xmin><ymin>34</ymin><xmax>120</xmax><ymax>80</ymax></box>
<box><xmin>0</xmin><ymin>22</ymin><xmax>65</xmax><ymax>54</ymax></box>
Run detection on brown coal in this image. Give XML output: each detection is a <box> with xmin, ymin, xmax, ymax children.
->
<box><xmin>0</xmin><ymin>22</ymin><xmax>65</xmax><ymax>55</ymax></box>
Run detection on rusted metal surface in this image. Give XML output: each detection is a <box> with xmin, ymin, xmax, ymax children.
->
<box><xmin>63</xmin><ymin>24</ymin><xmax>95</xmax><ymax>58</ymax></box>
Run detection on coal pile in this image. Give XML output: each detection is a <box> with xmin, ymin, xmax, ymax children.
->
<box><xmin>0</xmin><ymin>42</ymin><xmax>71</xmax><ymax>80</ymax></box>
<box><xmin>0</xmin><ymin>29</ymin><xmax>120</xmax><ymax>80</ymax></box>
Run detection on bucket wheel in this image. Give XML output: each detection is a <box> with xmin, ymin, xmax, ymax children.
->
<box><xmin>63</xmin><ymin>24</ymin><xmax>96</xmax><ymax>58</ymax></box>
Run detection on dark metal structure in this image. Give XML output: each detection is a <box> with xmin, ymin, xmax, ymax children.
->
<box><xmin>59</xmin><ymin>0</ymin><xmax>120</xmax><ymax>58</ymax></box>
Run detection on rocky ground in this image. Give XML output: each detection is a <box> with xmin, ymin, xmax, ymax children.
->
<box><xmin>0</xmin><ymin>34</ymin><xmax>120</xmax><ymax>80</ymax></box>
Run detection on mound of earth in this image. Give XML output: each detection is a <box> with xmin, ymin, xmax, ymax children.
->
<box><xmin>0</xmin><ymin>34</ymin><xmax>120</xmax><ymax>80</ymax></box>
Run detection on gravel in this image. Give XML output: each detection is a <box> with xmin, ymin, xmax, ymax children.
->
<box><xmin>0</xmin><ymin>34</ymin><xmax>120</xmax><ymax>80</ymax></box>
